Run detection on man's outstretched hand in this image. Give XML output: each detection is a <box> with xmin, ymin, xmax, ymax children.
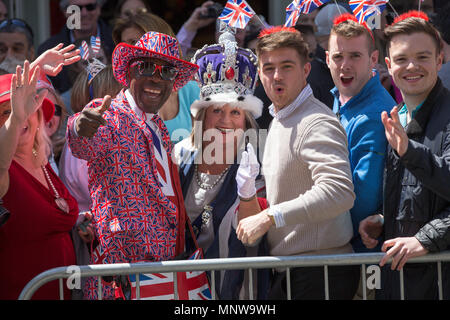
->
<box><xmin>75</xmin><ymin>96</ymin><xmax>111</xmax><ymax>138</ymax></box>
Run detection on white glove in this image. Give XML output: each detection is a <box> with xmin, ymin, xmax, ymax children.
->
<box><xmin>236</xmin><ymin>143</ymin><xmax>260</xmax><ymax>199</ymax></box>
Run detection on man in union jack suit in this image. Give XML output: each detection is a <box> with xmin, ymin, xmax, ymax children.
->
<box><xmin>66</xmin><ymin>31</ymin><xmax>199</xmax><ymax>299</ymax></box>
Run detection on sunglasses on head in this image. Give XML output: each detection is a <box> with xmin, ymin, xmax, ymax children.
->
<box><xmin>129</xmin><ymin>60</ymin><xmax>178</xmax><ymax>81</ymax></box>
<box><xmin>76</xmin><ymin>2</ymin><xmax>98</xmax><ymax>11</ymax></box>
<box><xmin>0</xmin><ymin>18</ymin><xmax>34</xmax><ymax>39</ymax></box>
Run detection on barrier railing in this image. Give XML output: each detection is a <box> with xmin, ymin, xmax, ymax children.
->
<box><xmin>19</xmin><ymin>251</ymin><xmax>450</xmax><ymax>300</ymax></box>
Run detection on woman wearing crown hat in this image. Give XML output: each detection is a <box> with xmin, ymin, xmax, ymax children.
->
<box><xmin>173</xmin><ymin>28</ymin><xmax>270</xmax><ymax>300</ymax></box>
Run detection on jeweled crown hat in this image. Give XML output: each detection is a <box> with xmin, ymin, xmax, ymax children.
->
<box><xmin>190</xmin><ymin>25</ymin><xmax>263</xmax><ymax>119</ymax></box>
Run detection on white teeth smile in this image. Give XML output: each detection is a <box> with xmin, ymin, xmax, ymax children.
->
<box><xmin>217</xmin><ymin>127</ymin><xmax>234</xmax><ymax>133</ymax></box>
<box><xmin>405</xmin><ymin>76</ymin><xmax>421</xmax><ymax>80</ymax></box>
<box><xmin>144</xmin><ymin>88</ymin><xmax>161</xmax><ymax>94</ymax></box>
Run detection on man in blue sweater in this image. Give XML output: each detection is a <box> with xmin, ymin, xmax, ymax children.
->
<box><xmin>326</xmin><ymin>13</ymin><xmax>396</xmax><ymax>254</ymax></box>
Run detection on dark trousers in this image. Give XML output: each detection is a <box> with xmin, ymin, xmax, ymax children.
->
<box><xmin>268</xmin><ymin>265</ymin><xmax>360</xmax><ymax>300</ymax></box>
<box><xmin>376</xmin><ymin>263</ymin><xmax>450</xmax><ymax>300</ymax></box>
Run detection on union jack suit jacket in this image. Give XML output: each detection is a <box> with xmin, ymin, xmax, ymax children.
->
<box><xmin>67</xmin><ymin>90</ymin><xmax>186</xmax><ymax>269</ymax></box>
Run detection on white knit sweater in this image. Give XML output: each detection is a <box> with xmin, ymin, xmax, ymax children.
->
<box><xmin>262</xmin><ymin>94</ymin><xmax>355</xmax><ymax>257</ymax></box>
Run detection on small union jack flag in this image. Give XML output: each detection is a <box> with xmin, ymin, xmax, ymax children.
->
<box><xmin>218</xmin><ymin>0</ymin><xmax>255</xmax><ymax>29</ymax></box>
<box><xmin>80</xmin><ymin>40</ymin><xmax>89</xmax><ymax>60</ymax></box>
<box><xmin>349</xmin><ymin>0</ymin><xmax>389</xmax><ymax>23</ymax></box>
<box><xmin>285</xmin><ymin>0</ymin><xmax>330</xmax><ymax>26</ymax></box>
<box><xmin>128</xmin><ymin>249</ymin><xmax>211</xmax><ymax>300</ymax></box>
<box><xmin>90</xmin><ymin>35</ymin><xmax>101</xmax><ymax>54</ymax></box>
<box><xmin>285</xmin><ymin>0</ymin><xmax>301</xmax><ymax>27</ymax></box>
<box><xmin>299</xmin><ymin>0</ymin><xmax>330</xmax><ymax>15</ymax></box>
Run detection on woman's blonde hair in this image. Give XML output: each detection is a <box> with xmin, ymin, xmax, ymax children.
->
<box><xmin>37</xmin><ymin>87</ymin><xmax>67</xmax><ymax>164</ymax></box>
<box><xmin>33</xmin><ymin>108</ymin><xmax>53</xmax><ymax>166</ymax></box>
<box><xmin>71</xmin><ymin>65</ymin><xmax>123</xmax><ymax>113</ymax></box>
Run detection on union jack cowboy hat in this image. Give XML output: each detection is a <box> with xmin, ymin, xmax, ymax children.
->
<box><xmin>112</xmin><ymin>31</ymin><xmax>199</xmax><ymax>90</ymax></box>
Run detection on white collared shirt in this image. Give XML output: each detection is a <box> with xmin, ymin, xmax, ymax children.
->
<box><xmin>269</xmin><ymin>84</ymin><xmax>313</xmax><ymax>120</ymax></box>
<box><xmin>267</xmin><ymin>84</ymin><xmax>313</xmax><ymax>228</ymax></box>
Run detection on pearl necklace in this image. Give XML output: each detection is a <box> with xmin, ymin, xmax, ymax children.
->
<box><xmin>33</xmin><ymin>149</ymin><xmax>69</xmax><ymax>214</ymax></box>
<box><xmin>195</xmin><ymin>164</ymin><xmax>230</xmax><ymax>190</ymax></box>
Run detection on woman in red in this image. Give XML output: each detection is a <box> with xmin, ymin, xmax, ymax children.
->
<box><xmin>0</xmin><ymin>62</ymin><xmax>80</xmax><ymax>299</ymax></box>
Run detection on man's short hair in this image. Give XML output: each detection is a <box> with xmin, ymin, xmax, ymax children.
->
<box><xmin>0</xmin><ymin>18</ymin><xmax>34</xmax><ymax>47</ymax></box>
<box><xmin>384</xmin><ymin>13</ymin><xmax>443</xmax><ymax>56</ymax></box>
<box><xmin>256</xmin><ymin>28</ymin><xmax>309</xmax><ymax>65</ymax></box>
<box><xmin>330</xmin><ymin>19</ymin><xmax>375</xmax><ymax>53</ymax></box>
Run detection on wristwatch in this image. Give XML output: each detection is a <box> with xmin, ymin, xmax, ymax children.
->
<box><xmin>238</xmin><ymin>194</ymin><xmax>256</xmax><ymax>202</ymax></box>
<box><xmin>266</xmin><ymin>211</ymin><xmax>275</xmax><ymax>226</ymax></box>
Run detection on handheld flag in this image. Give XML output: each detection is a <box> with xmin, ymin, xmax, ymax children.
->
<box><xmin>285</xmin><ymin>0</ymin><xmax>301</xmax><ymax>27</ymax></box>
<box><xmin>349</xmin><ymin>0</ymin><xmax>389</xmax><ymax>24</ymax></box>
<box><xmin>285</xmin><ymin>0</ymin><xmax>331</xmax><ymax>27</ymax></box>
<box><xmin>80</xmin><ymin>40</ymin><xmax>90</xmax><ymax>60</ymax></box>
<box><xmin>299</xmin><ymin>0</ymin><xmax>330</xmax><ymax>15</ymax></box>
<box><xmin>218</xmin><ymin>0</ymin><xmax>255</xmax><ymax>29</ymax></box>
<box><xmin>90</xmin><ymin>36</ymin><xmax>101</xmax><ymax>55</ymax></box>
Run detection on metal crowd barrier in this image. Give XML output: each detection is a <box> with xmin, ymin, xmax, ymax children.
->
<box><xmin>19</xmin><ymin>251</ymin><xmax>450</xmax><ymax>300</ymax></box>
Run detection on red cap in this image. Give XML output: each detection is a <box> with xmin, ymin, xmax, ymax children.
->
<box><xmin>0</xmin><ymin>74</ymin><xmax>54</xmax><ymax>122</ymax></box>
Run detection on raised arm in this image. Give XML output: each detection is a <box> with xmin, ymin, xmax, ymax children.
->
<box><xmin>236</xmin><ymin>143</ymin><xmax>262</xmax><ymax>221</ymax></box>
<box><xmin>30</xmin><ymin>43</ymin><xmax>81</xmax><ymax>78</ymax></box>
<box><xmin>0</xmin><ymin>62</ymin><xmax>47</xmax><ymax>197</ymax></box>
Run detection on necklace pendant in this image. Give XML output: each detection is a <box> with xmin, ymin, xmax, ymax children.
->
<box><xmin>55</xmin><ymin>197</ymin><xmax>70</xmax><ymax>214</ymax></box>
<box><xmin>201</xmin><ymin>204</ymin><xmax>213</xmax><ymax>226</ymax></box>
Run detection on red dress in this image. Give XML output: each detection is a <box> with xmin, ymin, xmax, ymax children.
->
<box><xmin>0</xmin><ymin>161</ymin><xmax>78</xmax><ymax>300</ymax></box>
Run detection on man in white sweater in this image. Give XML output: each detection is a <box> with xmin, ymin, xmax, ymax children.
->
<box><xmin>236</xmin><ymin>26</ymin><xmax>359</xmax><ymax>299</ymax></box>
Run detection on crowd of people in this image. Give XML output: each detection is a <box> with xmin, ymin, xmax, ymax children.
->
<box><xmin>0</xmin><ymin>0</ymin><xmax>449</xmax><ymax>301</ymax></box>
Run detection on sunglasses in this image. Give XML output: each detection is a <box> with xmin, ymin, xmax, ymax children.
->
<box><xmin>0</xmin><ymin>18</ymin><xmax>34</xmax><ymax>39</ymax></box>
<box><xmin>129</xmin><ymin>60</ymin><xmax>178</xmax><ymax>81</ymax></box>
<box><xmin>76</xmin><ymin>3</ymin><xmax>98</xmax><ymax>11</ymax></box>
<box><xmin>54</xmin><ymin>104</ymin><xmax>63</xmax><ymax>117</ymax></box>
